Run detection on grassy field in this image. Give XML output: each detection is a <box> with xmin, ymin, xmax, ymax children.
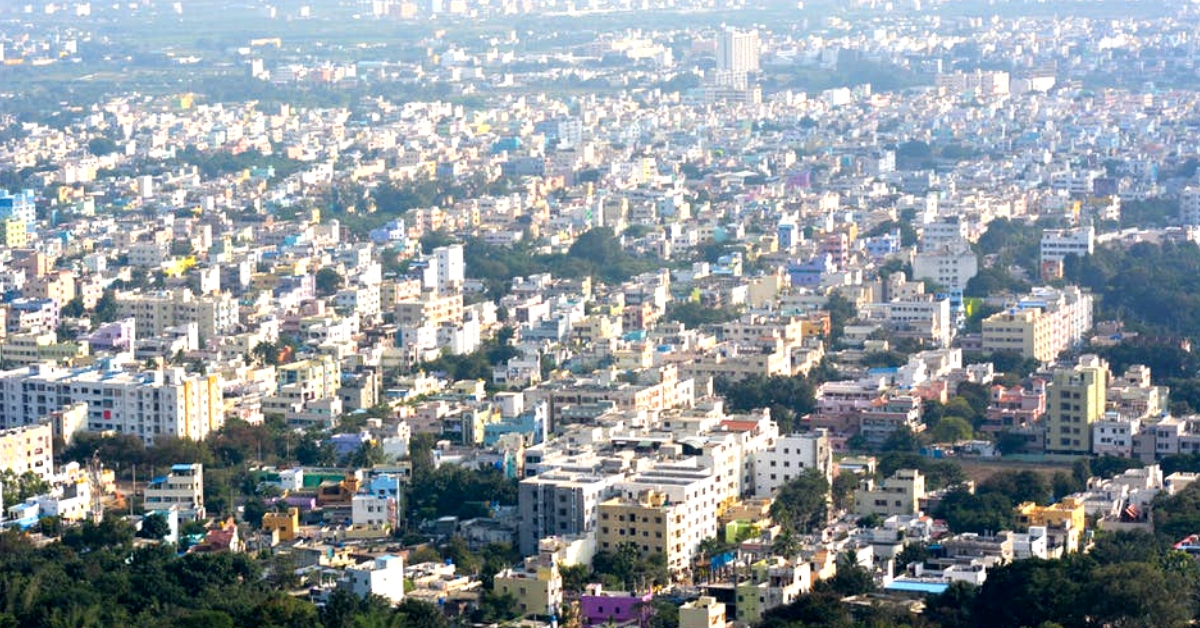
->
<box><xmin>956</xmin><ymin>456</ymin><xmax>1074</xmax><ymax>484</ymax></box>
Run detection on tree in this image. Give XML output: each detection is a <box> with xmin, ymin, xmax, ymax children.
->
<box><xmin>252</xmin><ymin>341</ymin><xmax>283</xmax><ymax>366</ymax></box>
<box><xmin>831</xmin><ymin>471</ymin><xmax>859</xmax><ymax>512</ymax></box>
<box><xmin>138</xmin><ymin>513</ymin><xmax>172</xmax><ymax>540</ymax></box>
<box><xmin>927</xmin><ymin>415</ymin><xmax>973</xmax><ymax>443</ymax></box>
<box><xmin>242</xmin><ymin>497</ymin><xmax>269</xmax><ymax>528</ymax></box>
<box><xmin>769</xmin><ymin>469</ymin><xmax>830</xmax><ymax>534</ymax></box>
<box><xmin>87</xmin><ymin>136</ymin><xmax>119</xmax><ymax>156</ymax></box>
<box><xmin>814</xmin><ymin>552</ymin><xmax>875</xmax><ymax>596</ymax></box>
<box><xmin>315</xmin><ymin>267</ymin><xmax>344</xmax><ymax>297</ymax></box>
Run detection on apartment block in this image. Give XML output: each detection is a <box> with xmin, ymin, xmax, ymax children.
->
<box><xmin>854</xmin><ymin>468</ymin><xmax>926</xmax><ymax>517</ymax></box>
<box><xmin>981</xmin><ymin>286</ymin><xmax>1093</xmax><ymax>362</ymax></box>
<box><xmin>116</xmin><ymin>289</ymin><xmax>239</xmax><ymax>341</ymax></box>
<box><xmin>143</xmin><ymin>463</ymin><xmax>205</xmax><ymax>520</ymax></box>
<box><xmin>597</xmin><ymin>490</ymin><xmax>693</xmax><ymax>573</ymax></box>
<box><xmin>518</xmin><ymin>469</ymin><xmax>624</xmax><ymax>555</ymax></box>
<box><xmin>0</xmin><ymin>364</ymin><xmax>223</xmax><ymax>445</ymax></box>
<box><xmin>753</xmin><ymin>430</ymin><xmax>833</xmax><ymax>498</ymax></box>
<box><xmin>0</xmin><ymin>423</ymin><xmax>53</xmax><ymax>481</ymax></box>
<box><xmin>1045</xmin><ymin>357</ymin><xmax>1108</xmax><ymax>455</ymax></box>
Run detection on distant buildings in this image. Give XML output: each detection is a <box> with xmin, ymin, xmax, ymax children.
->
<box><xmin>716</xmin><ymin>27</ymin><xmax>760</xmax><ymax>75</ymax></box>
<box><xmin>981</xmin><ymin>286</ymin><xmax>1093</xmax><ymax>362</ymax></box>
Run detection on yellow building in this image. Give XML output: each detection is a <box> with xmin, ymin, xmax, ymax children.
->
<box><xmin>598</xmin><ymin>490</ymin><xmax>692</xmax><ymax>573</ymax></box>
<box><xmin>493</xmin><ymin>555</ymin><xmax>563</xmax><ymax>618</ymax></box>
<box><xmin>980</xmin><ymin>288</ymin><xmax>1093</xmax><ymax>362</ymax></box>
<box><xmin>0</xmin><ymin>219</ymin><xmax>27</xmax><ymax>248</ymax></box>
<box><xmin>1015</xmin><ymin>497</ymin><xmax>1086</xmax><ymax>533</ymax></box>
<box><xmin>1045</xmin><ymin>358</ymin><xmax>1108</xmax><ymax>455</ymax></box>
<box><xmin>395</xmin><ymin>292</ymin><xmax>463</xmax><ymax>327</ymax></box>
<box><xmin>262</xmin><ymin>507</ymin><xmax>300</xmax><ymax>543</ymax></box>
<box><xmin>0</xmin><ymin>423</ymin><xmax>54</xmax><ymax>481</ymax></box>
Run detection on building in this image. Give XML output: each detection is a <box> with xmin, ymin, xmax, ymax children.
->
<box><xmin>0</xmin><ymin>423</ymin><xmax>53</xmax><ymax>481</ymax></box>
<box><xmin>857</xmin><ymin>396</ymin><xmax>923</xmax><ymax>448</ymax></box>
<box><xmin>143</xmin><ymin>463</ymin><xmax>205</xmax><ymax>520</ymax></box>
<box><xmin>0</xmin><ymin>189</ymin><xmax>36</xmax><ymax>229</ymax></box>
<box><xmin>493</xmin><ymin>555</ymin><xmax>563</xmax><ymax>618</ymax></box>
<box><xmin>1045</xmin><ymin>357</ymin><xmax>1108</xmax><ymax>455</ymax></box>
<box><xmin>518</xmin><ymin>470</ymin><xmax>624</xmax><ymax>555</ymax></box>
<box><xmin>980</xmin><ymin>287</ymin><xmax>1093</xmax><ymax>362</ymax></box>
<box><xmin>1014</xmin><ymin>497</ymin><xmax>1086</xmax><ymax>553</ymax></box>
<box><xmin>717</xmin><ymin>27</ymin><xmax>760</xmax><ymax>74</ymax></box>
<box><xmin>597</xmin><ymin>490</ymin><xmax>694</xmax><ymax>573</ymax></box>
<box><xmin>1182</xmin><ymin>186</ymin><xmax>1200</xmax><ymax>226</ymax></box>
<box><xmin>854</xmin><ymin>469</ymin><xmax>926</xmax><ymax>517</ymax></box>
<box><xmin>912</xmin><ymin>242</ymin><xmax>978</xmax><ymax>292</ymax></box>
<box><xmin>433</xmin><ymin>244</ymin><xmax>464</xmax><ymax>295</ymax></box>
<box><xmin>0</xmin><ymin>364</ymin><xmax>223</xmax><ymax>445</ymax></box>
<box><xmin>262</xmin><ymin>507</ymin><xmax>300</xmax><ymax>542</ymax></box>
<box><xmin>343</xmin><ymin>555</ymin><xmax>406</xmax><ymax>604</ymax></box>
<box><xmin>116</xmin><ymin>289</ymin><xmax>239</xmax><ymax>341</ymax></box>
<box><xmin>579</xmin><ymin>584</ymin><xmax>652</xmax><ymax>626</ymax></box>
<box><xmin>753</xmin><ymin>430</ymin><xmax>833</xmax><ymax>498</ymax></box>
<box><xmin>734</xmin><ymin>557</ymin><xmax>810</xmax><ymax>623</ymax></box>
<box><xmin>1040</xmin><ymin>227</ymin><xmax>1095</xmax><ymax>265</ymax></box>
<box><xmin>680</xmin><ymin>596</ymin><xmax>727</xmax><ymax>628</ymax></box>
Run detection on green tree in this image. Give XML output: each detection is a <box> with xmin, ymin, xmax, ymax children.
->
<box><xmin>138</xmin><ymin>513</ymin><xmax>172</xmax><ymax>540</ymax></box>
<box><xmin>927</xmin><ymin>415</ymin><xmax>973</xmax><ymax>443</ymax></box>
<box><xmin>315</xmin><ymin>267</ymin><xmax>344</xmax><ymax>297</ymax></box>
<box><xmin>770</xmin><ymin>469</ymin><xmax>830</xmax><ymax>534</ymax></box>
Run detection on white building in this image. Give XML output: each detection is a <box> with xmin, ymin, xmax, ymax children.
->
<box><xmin>1040</xmin><ymin>226</ymin><xmax>1095</xmax><ymax>264</ymax></box>
<box><xmin>434</xmin><ymin>244</ymin><xmax>464</xmax><ymax>295</ymax></box>
<box><xmin>343</xmin><ymin>554</ymin><xmax>405</xmax><ymax>604</ymax></box>
<box><xmin>143</xmin><ymin>463</ymin><xmax>205</xmax><ymax>520</ymax></box>
<box><xmin>352</xmin><ymin>493</ymin><xmax>394</xmax><ymax>528</ymax></box>
<box><xmin>753</xmin><ymin>430</ymin><xmax>833</xmax><ymax>498</ymax></box>
<box><xmin>0</xmin><ymin>364</ymin><xmax>223</xmax><ymax>445</ymax></box>
<box><xmin>913</xmin><ymin>242</ymin><xmax>978</xmax><ymax>292</ymax></box>
<box><xmin>717</xmin><ymin>27</ymin><xmax>760</xmax><ymax>73</ymax></box>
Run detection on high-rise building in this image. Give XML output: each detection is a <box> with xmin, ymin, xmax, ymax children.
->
<box><xmin>433</xmin><ymin>244</ymin><xmax>464</xmax><ymax>295</ymax></box>
<box><xmin>717</xmin><ymin>27</ymin><xmax>760</xmax><ymax>74</ymax></box>
<box><xmin>1045</xmin><ymin>356</ymin><xmax>1109</xmax><ymax>455</ymax></box>
<box><xmin>0</xmin><ymin>364</ymin><xmax>223</xmax><ymax>445</ymax></box>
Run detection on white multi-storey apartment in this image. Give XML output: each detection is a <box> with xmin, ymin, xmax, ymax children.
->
<box><xmin>0</xmin><ymin>364</ymin><xmax>223</xmax><ymax>445</ymax></box>
<box><xmin>1040</xmin><ymin>226</ymin><xmax>1095</xmax><ymax>264</ymax></box>
<box><xmin>717</xmin><ymin>27</ymin><xmax>760</xmax><ymax>73</ymax></box>
<box><xmin>753</xmin><ymin>430</ymin><xmax>833</xmax><ymax>498</ymax></box>
<box><xmin>913</xmin><ymin>241</ymin><xmax>979</xmax><ymax>292</ymax></box>
<box><xmin>143</xmin><ymin>463</ymin><xmax>205</xmax><ymax>520</ymax></box>
<box><xmin>433</xmin><ymin>244</ymin><xmax>464</xmax><ymax>295</ymax></box>
<box><xmin>518</xmin><ymin>469</ymin><xmax>625</xmax><ymax>555</ymax></box>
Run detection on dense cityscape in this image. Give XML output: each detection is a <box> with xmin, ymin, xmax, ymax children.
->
<box><xmin>2</xmin><ymin>0</ymin><xmax>1200</xmax><ymax>626</ymax></box>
